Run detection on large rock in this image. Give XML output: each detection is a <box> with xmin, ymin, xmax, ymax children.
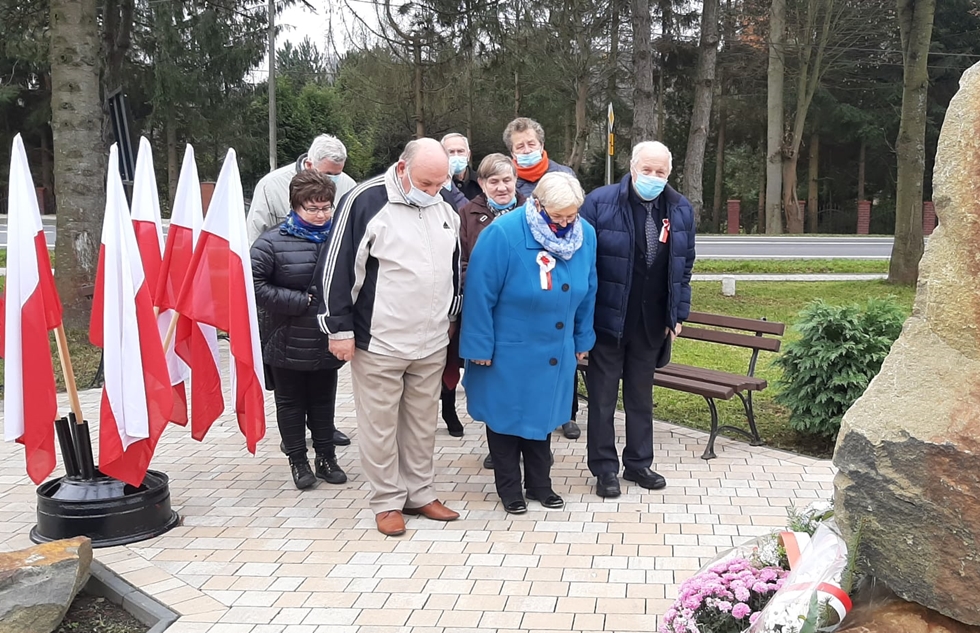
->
<box><xmin>839</xmin><ymin>599</ymin><xmax>980</xmax><ymax>633</ymax></box>
<box><xmin>833</xmin><ymin>62</ymin><xmax>980</xmax><ymax>626</ymax></box>
<box><xmin>0</xmin><ymin>537</ymin><xmax>93</xmax><ymax>633</ymax></box>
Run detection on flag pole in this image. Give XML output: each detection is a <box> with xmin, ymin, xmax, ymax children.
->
<box><xmin>161</xmin><ymin>312</ymin><xmax>180</xmax><ymax>354</ymax></box>
<box><xmin>53</xmin><ymin>324</ymin><xmax>84</xmax><ymax>425</ymax></box>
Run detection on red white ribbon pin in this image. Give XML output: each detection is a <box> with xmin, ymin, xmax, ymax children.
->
<box><xmin>659</xmin><ymin>218</ymin><xmax>671</xmax><ymax>243</ymax></box>
<box><xmin>536</xmin><ymin>251</ymin><xmax>556</xmax><ymax>290</ymax></box>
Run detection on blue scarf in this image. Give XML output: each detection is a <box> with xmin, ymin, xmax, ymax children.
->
<box><xmin>524</xmin><ymin>199</ymin><xmax>584</xmax><ymax>261</ymax></box>
<box><xmin>281</xmin><ymin>211</ymin><xmax>331</xmax><ymax>243</ymax></box>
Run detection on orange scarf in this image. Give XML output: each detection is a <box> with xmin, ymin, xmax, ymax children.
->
<box><xmin>514</xmin><ymin>150</ymin><xmax>551</xmax><ymax>184</ymax></box>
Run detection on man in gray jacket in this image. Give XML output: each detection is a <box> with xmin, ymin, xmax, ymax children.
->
<box><xmin>246</xmin><ymin>134</ymin><xmax>357</xmax><ymax>243</ymax></box>
<box><xmin>318</xmin><ymin>138</ymin><xmax>462</xmax><ymax>537</ymax></box>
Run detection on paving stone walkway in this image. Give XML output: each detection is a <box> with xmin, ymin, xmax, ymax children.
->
<box><xmin>0</xmin><ymin>357</ymin><xmax>835</xmax><ymax>633</ymax></box>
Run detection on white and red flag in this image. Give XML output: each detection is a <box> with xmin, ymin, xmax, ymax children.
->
<box><xmin>156</xmin><ymin>145</ymin><xmax>223</xmax><ymax>440</ymax></box>
<box><xmin>176</xmin><ymin>149</ymin><xmax>265</xmax><ymax>453</ymax></box>
<box><xmin>131</xmin><ymin>136</ymin><xmax>189</xmax><ymax>426</ymax></box>
<box><xmin>90</xmin><ymin>144</ymin><xmax>173</xmax><ymax>487</ymax></box>
<box><xmin>1</xmin><ymin>134</ymin><xmax>63</xmax><ymax>484</ymax></box>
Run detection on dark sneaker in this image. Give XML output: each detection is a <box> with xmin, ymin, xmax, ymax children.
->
<box><xmin>290</xmin><ymin>458</ymin><xmax>317</xmax><ymax>490</ymax></box>
<box><xmin>315</xmin><ymin>455</ymin><xmax>348</xmax><ymax>484</ymax></box>
<box><xmin>562</xmin><ymin>421</ymin><xmax>581</xmax><ymax>440</ymax></box>
<box><xmin>483</xmin><ymin>453</ymin><xmax>494</xmax><ymax>470</ymax></box>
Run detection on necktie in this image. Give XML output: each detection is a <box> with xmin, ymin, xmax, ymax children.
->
<box><xmin>644</xmin><ymin>203</ymin><xmax>658</xmax><ymax>267</ymax></box>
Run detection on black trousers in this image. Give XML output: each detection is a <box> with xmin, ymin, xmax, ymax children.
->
<box><xmin>571</xmin><ymin>372</ymin><xmax>580</xmax><ymax>422</ymax></box>
<box><xmin>585</xmin><ymin>323</ymin><xmax>666</xmax><ymax>476</ymax></box>
<box><xmin>485</xmin><ymin>427</ymin><xmax>553</xmax><ymax>502</ymax></box>
<box><xmin>270</xmin><ymin>366</ymin><xmax>339</xmax><ymax>460</ymax></box>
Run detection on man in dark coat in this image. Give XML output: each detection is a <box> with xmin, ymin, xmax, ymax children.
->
<box><xmin>442</xmin><ymin>133</ymin><xmax>482</xmax><ymax>201</ymax></box>
<box><xmin>578</xmin><ymin>141</ymin><xmax>696</xmax><ymax>499</ymax></box>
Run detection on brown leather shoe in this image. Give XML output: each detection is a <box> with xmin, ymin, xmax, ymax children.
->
<box><xmin>375</xmin><ymin>510</ymin><xmax>406</xmax><ymax>536</ymax></box>
<box><xmin>403</xmin><ymin>499</ymin><xmax>459</xmax><ymax>521</ymax></box>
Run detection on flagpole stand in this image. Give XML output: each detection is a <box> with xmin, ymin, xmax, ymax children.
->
<box><xmin>31</xmin><ymin>466</ymin><xmax>179</xmax><ymax>548</ymax></box>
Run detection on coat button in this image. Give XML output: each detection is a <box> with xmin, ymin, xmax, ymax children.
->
<box><xmin>549</xmin><ymin>358</ymin><xmax>558</xmax><ymax>366</ymax></box>
<box><xmin>561</xmin><ymin>283</ymin><xmax>570</xmax><ymax>291</ymax></box>
<box><xmin>556</xmin><ymin>322</ymin><xmax>564</xmax><ymax>330</ymax></box>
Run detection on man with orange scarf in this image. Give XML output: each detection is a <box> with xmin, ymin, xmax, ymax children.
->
<box><xmin>502</xmin><ymin>116</ymin><xmax>581</xmax><ymax>443</ymax></box>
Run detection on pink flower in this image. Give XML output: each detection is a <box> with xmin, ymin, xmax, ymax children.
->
<box><xmin>734</xmin><ymin>586</ymin><xmax>751</xmax><ymax>602</ymax></box>
<box><xmin>715</xmin><ymin>600</ymin><xmax>733</xmax><ymax>613</ymax></box>
<box><xmin>759</xmin><ymin>568</ymin><xmax>778</xmax><ymax>582</ymax></box>
<box><xmin>750</xmin><ymin>612</ymin><xmax>762</xmax><ymax>625</ymax></box>
<box><xmin>732</xmin><ymin>603</ymin><xmax>752</xmax><ymax>620</ymax></box>
<box><xmin>752</xmin><ymin>581</ymin><xmax>770</xmax><ymax>594</ymax></box>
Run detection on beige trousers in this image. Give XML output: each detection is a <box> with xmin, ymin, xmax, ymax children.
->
<box><xmin>350</xmin><ymin>347</ymin><xmax>446</xmax><ymax>514</ymax></box>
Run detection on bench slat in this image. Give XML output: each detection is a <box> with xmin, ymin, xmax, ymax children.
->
<box><xmin>653</xmin><ymin>373</ymin><xmax>736</xmax><ymax>399</ymax></box>
<box><xmin>687</xmin><ymin>311</ymin><xmax>786</xmax><ymax>336</ymax></box>
<box><xmin>658</xmin><ymin>363</ymin><xmax>767</xmax><ymax>391</ymax></box>
<box><xmin>680</xmin><ymin>326</ymin><xmax>782</xmax><ymax>352</ymax></box>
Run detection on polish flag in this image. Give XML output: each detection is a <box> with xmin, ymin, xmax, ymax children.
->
<box><xmin>90</xmin><ymin>144</ymin><xmax>174</xmax><ymax>487</ymax></box>
<box><xmin>156</xmin><ymin>145</ymin><xmax>223</xmax><ymax>440</ymax></box>
<box><xmin>0</xmin><ymin>135</ymin><xmax>63</xmax><ymax>484</ymax></box>
<box><xmin>176</xmin><ymin>149</ymin><xmax>265</xmax><ymax>453</ymax></box>
<box><xmin>131</xmin><ymin>136</ymin><xmax>189</xmax><ymax>426</ymax></box>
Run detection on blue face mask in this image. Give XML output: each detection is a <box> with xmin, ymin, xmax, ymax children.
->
<box><xmin>633</xmin><ymin>173</ymin><xmax>667</xmax><ymax>201</ymax></box>
<box><xmin>487</xmin><ymin>196</ymin><xmax>517</xmax><ymax>212</ymax></box>
<box><xmin>539</xmin><ymin>209</ymin><xmax>575</xmax><ymax>238</ymax></box>
<box><xmin>515</xmin><ymin>150</ymin><xmax>543</xmax><ymax>169</ymax></box>
<box><xmin>325</xmin><ymin>174</ymin><xmax>340</xmax><ymax>184</ymax></box>
<box><xmin>448</xmin><ymin>156</ymin><xmax>468</xmax><ymax>176</ymax></box>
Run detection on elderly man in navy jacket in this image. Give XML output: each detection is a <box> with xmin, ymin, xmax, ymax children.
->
<box><xmin>578</xmin><ymin>141</ymin><xmax>696</xmax><ymax>498</ymax></box>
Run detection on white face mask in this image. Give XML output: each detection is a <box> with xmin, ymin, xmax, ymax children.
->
<box><xmin>404</xmin><ymin>167</ymin><xmax>443</xmax><ymax>207</ymax></box>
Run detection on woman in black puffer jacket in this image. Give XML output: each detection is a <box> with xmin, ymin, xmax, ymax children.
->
<box><xmin>251</xmin><ymin>170</ymin><xmax>347</xmax><ymax>490</ymax></box>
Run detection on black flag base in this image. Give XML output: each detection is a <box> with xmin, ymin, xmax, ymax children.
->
<box><xmin>31</xmin><ymin>470</ymin><xmax>179</xmax><ymax>548</ymax></box>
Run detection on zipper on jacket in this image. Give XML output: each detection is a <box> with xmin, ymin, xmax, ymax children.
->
<box><xmin>418</xmin><ymin>207</ymin><xmax>433</xmax><ymax>358</ymax></box>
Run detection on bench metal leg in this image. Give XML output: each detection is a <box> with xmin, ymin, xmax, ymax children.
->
<box><xmin>576</xmin><ymin>367</ymin><xmax>588</xmax><ymax>404</ymax></box>
<box><xmin>735</xmin><ymin>391</ymin><xmax>764</xmax><ymax>446</ymax></box>
<box><xmin>702</xmin><ymin>397</ymin><xmax>720</xmax><ymax>460</ymax></box>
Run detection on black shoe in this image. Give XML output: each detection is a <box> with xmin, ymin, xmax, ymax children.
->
<box><xmin>623</xmin><ymin>467</ymin><xmax>667</xmax><ymax>490</ymax></box>
<box><xmin>333</xmin><ymin>430</ymin><xmax>351</xmax><ymax>446</ymax></box>
<box><xmin>596</xmin><ymin>472</ymin><xmax>621</xmax><ymax>498</ymax></box>
<box><xmin>315</xmin><ymin>455</ymin><xmax>348</xmax><ymax>484</ymax></box>
<box><xmin>562</xmin><ymin>420</ymin><xmax>581</xmax><ymax>440</ymax></box>
<box><xmin>442</xmin><ymin>388</ymin><xmax>465</xmax><ymax>437</ymax></box>
<box><xmin>526</xmin><ymin>490</ymin><xmax>564</xmax><ymax>509</ymax></box>
<box><xmin>483</xmin><ymin>453</ymin><xmax>494</xmax><ymax>470</ymax></box>
<box><xmin>502</xmin><ymin>498</ymin><xmax>527</xmax><ymax>514</ymax></box>
<box><xmin>280</xmin><ymin>440</ymin><xmax>286</xmax><ymax>454</ymax></box>
<box><xmin>290</xmin><ymin>458</ymin><xmax>317</xmax><ymax>490</ymax></box>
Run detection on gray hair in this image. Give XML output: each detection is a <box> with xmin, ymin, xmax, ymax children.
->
<box><xmin>631</xmin><ymin>141</ymin><xmax>672</xmax><ymax>171</ymax></box>
<box><xmin>399</xmin><ymin>138</ymin><xmax>449</xmax><ymax>168</ymax></box>
<box><xmin>307</xmin><ymin>134</ymin><xmax>348</xmax><ymax>164</ymax></box>
<box><xmin>476</xmin><ymin>153</ymin><xmax>516</xmax><ymax>180</ymax></box>
<box><xmin>440</xmin><ymin>132</ymin><xmax>470</xmax><ymax>151</ymax></box>
<box><xmin>503</xmin><ymin>117</ymin><xmax>545</xmax><ymax>152</ymax></box>
<box><xmin>532</xmin><ymin>172</ymin><xmax>584</xmax><ymax>211</ymax></box>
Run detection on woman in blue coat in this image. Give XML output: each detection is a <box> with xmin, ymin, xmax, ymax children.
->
<box><xmin>460</xmin><ymin>172</ymin><xmax>597</xmax><ymax>514</ymax></box>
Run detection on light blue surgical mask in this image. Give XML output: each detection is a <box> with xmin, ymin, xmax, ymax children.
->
<box><xmin>325</xmin><ymin>174</ymin><xmax>340</xmax><ymax>183</ymax></box>
<box><xmin>404</xmin><ymin>167</ymin><xmax>443</xmax><ymax>207</ymax></box>
<box><xmin>515</xmin><ymin>150</ymin><xmax>543</xmax><ymax>169</ymax></box>
<box><xmin>487</xmin><ymin>196</ymin><xmax>517</xmax><ymax>213</ymax></box>
<box><xmin>448</xmin><ymin>156</ymin><xmax>468</xmax><ymax>176</ymax></box>
<box><xmin>633</xmin><ymin>173</ymin><xmax>667</xmax><ymax>201</ymax></box>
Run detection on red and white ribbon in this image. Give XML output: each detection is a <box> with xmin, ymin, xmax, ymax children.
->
<box><xmin>659</xmin><ymin>218</ymin><xmax>671</xmax><ymax>243</ymax></box>
<box><xmin>536</xmin><ymin>251</ymin><xmax>556</xmax><ymax>290</ymax></box>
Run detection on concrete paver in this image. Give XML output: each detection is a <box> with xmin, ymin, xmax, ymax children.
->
<box><xmin>0</xmin><ymin>356</ymin><xmax>835</xmax><ymax>631</ymax></box>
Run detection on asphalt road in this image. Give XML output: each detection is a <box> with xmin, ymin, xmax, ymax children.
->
<box><xmin>2</xmin><ymin>217</ymin><xmax>898</xmax><ymax>259</ymax></box>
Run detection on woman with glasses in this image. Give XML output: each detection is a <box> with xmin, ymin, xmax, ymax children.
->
<box><xmin>251</xmin><ymin>170</ymin><xmax>348</xmax><ymax>490</ymax></box>
<box><xmin>460</xmin><ymin>172</ymin><xmax>597</xmax><ymax>514</ymax></box>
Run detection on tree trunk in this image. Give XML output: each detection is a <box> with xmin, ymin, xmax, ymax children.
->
<box><xmin>889</xmin><ymin>0</ymin><xmax>935</xmax><ymax>285</ymax></box>
<box><xmin>657</xmin><ymin>0</ymin><xmax>672</xmax><ymax>140</ymax></box>
<box><xmin>167</xmin><ymin>112</ymin><xmax>178</xmax><ymax>207</ymax></box>
<box><xmin>413</xmin><ymin>38</ymin><xmax>424</xmax><ymax>138</ymax></box>
<box><xmin>712</xmin><ymin>91</ymin><xmax>726</xmax><ymax>233</ymax></box>
<box><xmin>807</xmin><ymin>133</ymin><xmax>819</xmax><ymax>233</ymax></box>
<box><xmin>782</xmin><ymin>155</ymin><xmax>803</xmax><ymax>233</ymax></box>
<box><xmin>514</xmin><ymin>69</ymin><xmax>521</xmax><ymax>117</ymax></box>
<box><xmin>758</xmin><ymin>152</ymin><xmax>767</xmax><ymax>232</ymax></box>
<box><xmin>857</xmin><ymin>139</ymin><xmax>866</xmax><ymax>201</ymax></box>
<box><xmin>631</xmin><ymin>0</ymin><xmax>658</xmax><ymax>143</ymax></box>
<box><xmin>567</xmin><ymin>78</ymin><xmax>589</xmax><ymax>172</ymax></box>
<box><xmin>608</xmin><ymin>0</ymin><xmax>620</xmax><ymax>104</ymax></box>
<box><xmin>682</xmin><ymin>0</ymin><xmax>720</xmax><ymax>229</ymax></box>
<box><xmin>51</xmin><ymin>0</ymin><xmax>105</xmax><ymax>329</ymax></box>
<box><xmin>765</xmin><ymin>0</ymin><xmax>786</xmax><ymax>234</ymax></box>
<box><xmin>40</xmin><ymin>124</ymin><xmax>54</xmax><ymax>212</ymax></box>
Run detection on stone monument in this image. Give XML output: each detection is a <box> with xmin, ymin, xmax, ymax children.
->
<box><xmin>833</xmin><ymin>62</ymin><xmax>980</xmax><ymax>626</ymax></box>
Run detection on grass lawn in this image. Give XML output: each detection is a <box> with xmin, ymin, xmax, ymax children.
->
<box><xmin>651</xmin><ymin>280</ymin><xmax>916</xmax><ymax>458</ymax></box>
<box><xmin>693</xmin><ymin>259</ymin><xmax>889</xmax><ymax>275</ymax></box>
<box><xmin>0</xmin><ymin>328</ymin><xmax>103</xmax><ymax>399</ymax></box>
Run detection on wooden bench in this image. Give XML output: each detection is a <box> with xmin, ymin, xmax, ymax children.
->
<box><xmin>577</xmin><ymin>311</ymin><xmax>784</xmax><ymax>460</ymax></box>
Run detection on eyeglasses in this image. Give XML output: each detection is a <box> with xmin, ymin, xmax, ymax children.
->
<box><xmin>539</xmin><ymin>205</ymin><xmax>578</xmax><ymax>225</ymax></box>
<box><xmin>301</xmin><ymin>204</ymin><xmax>333</xmax><ymax>217</ymax></box>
